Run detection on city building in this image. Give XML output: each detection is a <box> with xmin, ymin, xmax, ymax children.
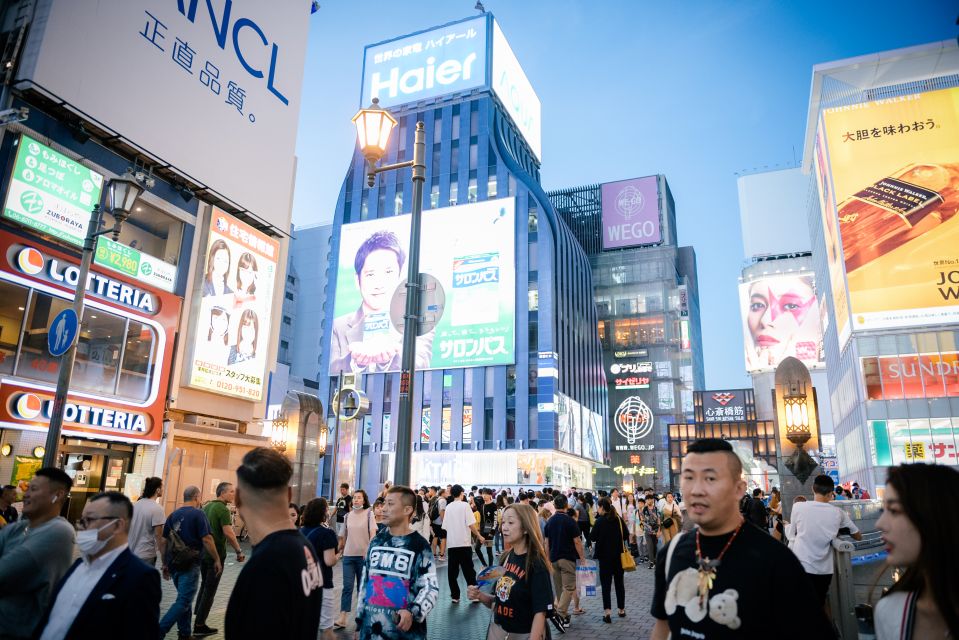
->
<box><xmin>549</xmin><ymin>175</ymin><xmax>705</xmax><ymax>491</ymax></box>
<box><xmin>286</xmin><ymin>224</ymin><xmax>334</xmax><ymax>381</ymax></box>
<box><xmin>0</xmin><ymin>1</ymin><xmax>312</xmax><ymax>512</ymax></box>
<box><xmin>802</xmin><ymin>40</ymin><xmax>959</xmax><ymax>493</ymax></box>
<box><xmin>318</xmin><ymin>14</ymin><xmax>607</xmax><ymax>494</ymax></box>
<box><xmin>736</xmin><ymin>167</ymin><xmax>837</xmax><ymax>477</ymax></box>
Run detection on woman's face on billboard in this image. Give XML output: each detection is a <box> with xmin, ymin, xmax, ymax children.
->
<box><xmin>357</xmin><ymin>249</ymin><xmax>401</xmax><ymax>313</ymax></box>
<box><xmin>240</xmin><ymin>318</ymin><xmax>256</xmax><ymax>345</ymax></box>
<box><xmin>747</xmin><ymin>278</ymin><xmax>817</xmax><ymax>347</ymax></box>
<box><xmin>212</xmin><ymin>248</ymin><xmax>230</xmax><ymax>278</ymax></box>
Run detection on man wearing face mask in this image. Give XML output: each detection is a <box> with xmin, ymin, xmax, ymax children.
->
<box><xmin>0</xmin><ymin>468</ymin><xmax>75</xmax><ymax>640</ymax></box>
<box><xmin>34</xmin><ymin>491</ymin><xmax>160</xmax><ymax>640</ymax></box>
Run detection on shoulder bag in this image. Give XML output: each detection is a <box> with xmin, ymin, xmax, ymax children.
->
<box><xmin>618</xmin><ymin>517</ymin><xmax>636</xmax><ymax>572</ymax></box>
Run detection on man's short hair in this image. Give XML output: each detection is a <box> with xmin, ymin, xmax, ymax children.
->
<box><xmin>35</xmin><ymin>467</ymin><xmax>73</xmax><ymax>492</ymax></box>
<box><xmin>237</xmin><ymin>447</ymin><xmax>293</xmax><ymax>493</ymax></box>
<box><xmin>215</xmin><ymin>482</ymin><xmax>233</xmax><ymax>497</ymax></box>
<box><xmin>340</xmin><ymin>482</ymin><xmax>350</xmax><ymax>490</ymax></box>
<box><xmin>142</xmin><ymin>476</ymin><xmax>162</xmax><ymax>499</ymax></box>
<box><xmin>183</xmin><ymin>485</ymin><xmax>200</xmax><ymax>502</ymax></box>
<box><xmin>753</xmin><ymin>488</ymin><xmax>763</xmax><ymax>497</ymax></box>
<box><xmin>553</xmin><ymin>494</ymin><xmax>568</xmax><ymax>510</ymax></box>
<box><xmin>450</xmin><ymin>484</ymin><xmax>464</xmax><ymax>499</ymax></box>
<box><xmin>685</xmin><ymin>438</ymin><xmax>743</xmax><ymax>479</ymax></box>
<box><xmin>89</xmin><ymin>491</ymin><xmax>134</xmax><ymax>520</ymax></box>
<box><xmin>354</xmin><ymin>230</ymin><xmax>405</xmax><ymax>276</ymax></box>
<box><xmin>388</xmin><ymin>485</ymin><xmax>418</xmax><ymax>518</ymax></box>
<box><xmin>813</xmin><ymin>474</ymin><xmax>835</xmax><ymax>496</ymax></box>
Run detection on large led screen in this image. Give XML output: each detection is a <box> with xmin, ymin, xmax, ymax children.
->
<box><xmin>188</xmin><ymin>208</ymin><xmax>279</xmax><ymax>401</ymax></box>
<box><xmin>330</xmin><ymin>198</ymin><xmax>515</xmax><ymax>374</ymax></box>
<box><xmin>816</xmin><ymin>86</ymin><xmax>959</xmax><ymax>333</ymax></box>
<box><xmin>739</xmin><ymin>274</ymin><xmax>825</xmax><ymax>372</ymax></box>
<box><xmin>601</xmin><ymin>176</ymin><xmax>661</xmax><ymax>249</ymax></box>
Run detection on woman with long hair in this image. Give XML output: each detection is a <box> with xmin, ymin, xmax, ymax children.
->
<box><xmin>660</xmin><ymin>491</ymin><xmax>682</xmax><ymax>543</ymax></box>
<box><xmin>203</xmin><ymin>239</ymin><xmax>232</xmax><ymax>296</ymax></box>
<box><xmin>300</xmin><ymin>498</ymin><xmax>338</xmax><ymax>640</ymax></box>
<box><xmin>589</xmin><ymin>497</ymin><xmax>627</xmax><ymax>623</ymax></box>
<box><xmin>873</xmin><ymin>464</ymin><xmax>958</xmax><ymax>640</ymax></box>
<box><xmin>335</xmin><ymin>489</ymin><xmax>376</xmax><ymax>630</ymax></box>
<box><xmin>228</xmin><ymin>309</ymin><xmax>258</xmax><ymax>366</ymax></box>
<box><xmin>493</xmin><ymin>492</ymin><xmax>508</xmax><ymax>554</ymax></box>
<box><xmin>624</xmin><ymin>493</ymin><xmax>638</xmax><ymax>547</ymax></box>
<box><xmin>468</xmin><ymin>503</ymin><xmax>553</xmax><ymax>640</ymax></box>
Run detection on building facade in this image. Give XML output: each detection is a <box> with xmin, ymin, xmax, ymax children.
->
<box><xmin>318</xmin><ymin>15</ymin><xmax>607</xmax><ymax>495</ymax></box>
<box><xmin>549</xmin><ymin>176</ymin><xmax>705</xmax><ymax>492</ymax></box>
<box><xmin>0</xmin><ymin>1</ymin><xmax>312</xmax><ymax>514</ymax></box>
<box><xmin>802</xmin><ymin>41</ymin><xmax>959</xmax><ymax>493</ymax></box>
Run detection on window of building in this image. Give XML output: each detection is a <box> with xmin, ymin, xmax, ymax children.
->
<box><xmin>451</xmin><ymin>141</ymin><xmax>460</xmax><ymax>174</ymax></box>
<box><xmin>528</xmin><ymin>286</ymin><xmax>538</xmax><ymax>311</ymax></box>
<box><xmin>528</xmin><ymin>206</ymin><xmax>538</xmax><ymax>233</ymax></box>
<box><xmin>286</xmin><ymin>275</ymin><xmax>295</xmax><ymax>285</ymax></box>
<box><xmin>613</xmin><ymin>317</ymin><xmax>666</xmax><ymax>348</ymax></box>
<box><xmin>433</xmin><ymin>118</ymin><xmax>442</xmax><ymax>144</ymax></box>
<box><xmin>450</xmin><ymin>182</ymin><xmax>458</xmax><ymax>206</ymax></box>
<box><xmin>598</xmin><ymin>321</ymin><xmax>609</xmax><ymax>349</ymax></box>
<box><xmin>451</xmin><ymin>113</ymin><xmax>460</xmax><ymax>139</ymax></box>
<box><xmin>118</xmin><ymin>319</ymin><xmax>158</xmax><ymax>402</ymax></box>
<box><xmin>394</xmin><ymin>192</ymin><xmax>403</xmax><ymax>215</ymax></box>
<box><xmin>463</xmin><ymin>404</ymin><xmax>473</xmax><ymax>444</ymax></box>
<box><xmin>104</xmin><ymin>199</ymin><xmax>184</xmax><ymax>268</ymax></box>
<box><xmin>285</xmin><ymin>292</ymin><xmax>294</xmax><ymax>301</ymax></box>
<box><xmin>611</xmin><ymin>265</ymin><xmax>627</xmax><ymax>285</ymax></box>
<box><xmin>469</xmin><ymin>143</ymin><xmax>478</xmax><ymax>171</ymax></box>
<box><xmin>464</xmin><ymin>369</ymin><xmax>473</xmax><ymax>403</ymax></box>
<box><xmin>468</xmin><ymin>179</ymin><xmax>477</xmax><ymax>203</ymax></box>
<box><xmin>470</xmin><ymin>110</ymin><xmax>479</xmax><ymax>136</ymax></box>
<box><xmin>360</xmin><ymin>191</ymin><xmax>369</xmax><ymax>219</ymax></box>
<box><xmin>487</xmin><ymin>175</ymin><xmax>498</xmax><ymax>199</ymax></box>
<box><xmin>528</xmin><ymin>241</ymin><xmax>537</xmax><ymax>272</ymax></box>
<box><xmin>508</xmin><ymin>176</ymin><xmax>517</xmax><ymax>196</ymax></box>
<box><xmin>0</xmin><ymin>281</ymin><xmax>28</xmax><ymax>375</ymax></box>
<box><xmin>615</xmin><ymin>297</ymin><xmax>638</xmax><ymax>315</ymax></box>
<box><xmin>283</xmin><ymin>316</ymin><xmax>292</xmax><ymax>325</ymax></box>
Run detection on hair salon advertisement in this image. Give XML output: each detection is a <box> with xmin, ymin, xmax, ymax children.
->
<box><xmin>738</xmin><ymin>274</ymin><xmax>825</xmax><ymax>373</ymax></box>
<box><xmin>189</xmin><ymin>208</ymin><xmax>279</xmax><ymax>400</ymax></box>
<box><xmin>329</xmin><ymin>198</ymin><xmax>515</xmax><ymax>375</ymax></box>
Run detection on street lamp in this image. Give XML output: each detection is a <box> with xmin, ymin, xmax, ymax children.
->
<box><xmin>42</xmin><ymin>175</ymin><xmax>144</xmax><ymax>468</ymax></box>
<box><xmin>351</xmin><ymin>98</ymin><xmax>426</xmax><ymax>487</ymax></box>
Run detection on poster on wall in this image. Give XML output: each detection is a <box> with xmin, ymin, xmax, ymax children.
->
<box><xmin>817</xmin><ymin>86</ymin><xmax>959</xmax><ymax>334</ymax></box>
<box><xmin>582</xmin><ymin>408</ymin><xmax>605</xmax><ymax>464</ymax></box>
<box><xmin>739</xmin><ymin>274</ymin><xmax>825</xmax><ymax>372</ymax></box>
<box><xmin>11</xmin><ymin>455</ymin><xmax>42</xmax><ymax>495</ymax></box>
<box><xmin>329</xmin><ymin>198</ymin><xmax>516</xmax><ymax>374</ymax></box>
<box><xmin>188</xmin><ymin>208</ymin><xmax>279</xmax><ymax>401</ymax></box>
<box><xmin>517</xmin><ymin>452</ymin><xmax>552</xmax><ymax>485</ymax></box>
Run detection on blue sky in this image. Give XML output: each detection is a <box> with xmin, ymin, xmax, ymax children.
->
<box><xmin>292</xmin><ymin>1</ymin><xmax>956</xmax><ymax>389</ymax></box>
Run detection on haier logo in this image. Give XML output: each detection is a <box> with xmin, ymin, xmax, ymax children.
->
<box><xmin>361</xmin><ymin>17</ymin><xmax>487</xmax><ymax>109</ymax></box>
<box><xmin>11</xmin><ymin>393</ymin><xmax>148</xmax><ymax>432</ymax></box>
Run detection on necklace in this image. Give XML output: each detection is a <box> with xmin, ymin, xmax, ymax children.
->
<box><xmin>694</xmin><ymin>519</ymin><xmax>745</xmax><ymax>609</ymax></box>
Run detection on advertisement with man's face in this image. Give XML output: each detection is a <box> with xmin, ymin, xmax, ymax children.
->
<box><xmin>189</xmin><ymin>208</ymin><xmax>279</xmax><ymax>401</ymax></box>
<box><xmin>739</xmin><ymin>274</ymin><xmax>824</xmax><ymax>372</ymax></box>
<box><xmin>817</xmin><ymin>86</ymin><xmax>959</xmax><ymax>332</ymax></box>
<box><xmin>329</xmin><ymin>198</ymin><xmax>515</xmax><ymax>374</ymax></box>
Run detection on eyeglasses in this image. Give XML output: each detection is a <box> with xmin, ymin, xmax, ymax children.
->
<box><xmin>75</xmin><ymin>516</ymin><xmax>118</xmax><ymax>529</ymax></box>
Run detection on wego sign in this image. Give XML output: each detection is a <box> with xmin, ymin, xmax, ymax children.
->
<box><xmin>601</xmin><ymin>176</ymin><xmax>662</xmax><ymax>249</ymax></box>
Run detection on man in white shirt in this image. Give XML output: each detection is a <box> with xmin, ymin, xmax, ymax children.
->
<box><xmin>128</xmin><ymin>476</ymin><xmax>165</xmax><ymax>567</ymax></box>
<box><xmin>35</xmin><ymin>491</ymin><xmax>160</xmax><ymax>640</ymax></box>
<box><xmin>789</xmin><ymin>474</ymin><xmax>863</xmax><ymax>617</ymax></box>
<box><xmin>610</xmin><ymin>488</ymin><xmax>627</xmax><ymax>516</ymax></box>
<box><xmin>441</xmin><ymin>484</ymin><xmax>484</xmax><ymax>603</ymax></box>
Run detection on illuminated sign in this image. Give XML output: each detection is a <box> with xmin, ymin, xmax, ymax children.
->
<box><xmin>700</xmin><ymin>389</ymin><xmax>748</xmax><ymax>423</ymax></box>
<box><xmin>740</xmin><ymin>274</ymin><xmax>824</xmax><ymax>373</ymax></box>
<box><xmin>11</xmin><ymin>392</ymin><xmax>147</xmax><ymax>433</ymax></box>
<box><xmin>863</xmin><ymin>352</ymin><xmax>959</xmax><ymax>400</ymax></box>
<box><xmin>491</xmin><ymin>20</ymin><xmax>542</xmax><ymax>160</ymax></box>
<box><xmin>614</xmin><ymin>349</ymin><xmax>647</xmax><ymax>359</ymax></box>
<box><xmin>361</xmin><ymin>16</ymin><xmax>487</xmax><ymax>109</ymax></box>
<box><xmin>601</xmin><ymin>176</ymin><xmax>661</xmax><ymax>250</ymax></box>
<box><xmin>613</xmin><ymin>396</ymin><xmax>654</xmax><ymax>444</ymax></box>
<box><xmin>94</xmin><ymin>237</ymin><xmax>177</xmax><ymax>293</ymax></box>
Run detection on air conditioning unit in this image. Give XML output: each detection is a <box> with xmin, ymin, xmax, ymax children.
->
<box><xmin>216</xmin><ymin>419</ymin><xmax>240</xmax><ymax>432</ymax></box>
<box><xmin>184</xmin><ymin>415</ymin><xmax>217</xmax><ymax>428</ymax></box>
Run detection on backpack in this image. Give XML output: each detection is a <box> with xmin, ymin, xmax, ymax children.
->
<box><xmin>428</xmin><ymin>497</ymin><xmax>440</xmax><ymax>522</ymax></box>
<box><xmin>166</xmin><ymin>521</ymin><xmax>199</xmax><ymax>571</ymax></box>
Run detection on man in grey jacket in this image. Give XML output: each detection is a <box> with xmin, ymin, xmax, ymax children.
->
<box><xmin>0</xmin><ymin>468</ymin><xmax>76</xmax><ymax>639</ymax></box>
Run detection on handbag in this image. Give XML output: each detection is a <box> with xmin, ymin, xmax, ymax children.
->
<box><xmin>618</xmin><ymin>517</ymin><xmax>636</xmax><ymax>572</ymax></box>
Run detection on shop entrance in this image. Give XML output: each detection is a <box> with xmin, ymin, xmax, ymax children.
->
<box><xmin>58</xmin><ymin>438</ymin><xmax>135</xmax><ymax>523</ymax></box>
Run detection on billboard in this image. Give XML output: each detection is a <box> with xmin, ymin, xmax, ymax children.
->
<box><xmin>15</xmin><ymin>0</ymin><xmax>310</xmax><ymax>230</ymax></box>
<box><xmin>361</xmin><ymin>16</ymin><xmax>487</xmax><ymax>110</ymax></box>
<box><xmin>491</xmin><ymin>20</ymin><xmax>542</xmax><ymax>160</ymax></box>
<box><xmin>816</xmin><ymin>86</ymin><xmax>959</xmax><ymax>333</ymax></box>
<box><xmin>188</xmin><ymin>208</ymin><xmax>280</xmax><ymax>401</ymax></box>
<box><xmin>863</xmin><ymin>352</ymin><xmax>959</xmax><ymax>400</ymax></box>
<box><xmin>700</xmin><ymin>390</ymin><xmax>749</xmax><ymax>424</ymax></box>
<box><xmin>739</xmin><ymin>274</ymin><xmax>825</xmax><ymax>373</ymax></box>
<box><xmin>601</xmin><ymin>176</ymin><xmax>661</xmax><ymax>249</ymax></box>
<box><xmin>330</xmin><ymin>198</ymin><xmax>515</xmax><ymax>374</ymax></box>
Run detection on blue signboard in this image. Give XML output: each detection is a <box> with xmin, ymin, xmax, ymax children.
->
<box><xmin>48</xmin><ymin>308</ymin><xmax>79</xmax><ymax>357</ymax></box>
<box><xmin>361</xmin><ymin>16</ymin><xmax>488</xmax><ymax>109</ymax></box>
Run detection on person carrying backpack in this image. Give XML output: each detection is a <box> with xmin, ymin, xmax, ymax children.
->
<box><xmin>640</xmin><ymin>495</ymin><xmax>661</xmax><ymax>570</ymax></box>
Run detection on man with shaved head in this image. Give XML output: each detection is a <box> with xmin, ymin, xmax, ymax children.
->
<box><xmin>649</xmin><ymin>439</ymin><xmax>834</xmax><ymax>639</ymax></box>
<box><xmin>160</xmin><ymin>485</ymin><xmax>220</xmax><ymax>638</ymax></box>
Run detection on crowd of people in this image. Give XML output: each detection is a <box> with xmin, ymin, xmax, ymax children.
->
<box><xmin>0</xmin><ymin>440</ymin><xmax>954</xmax><ymax>640</ymax></box>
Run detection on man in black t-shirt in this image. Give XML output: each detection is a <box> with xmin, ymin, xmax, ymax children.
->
<box><xmin>543</xmin><ymin>494</ymin><xmax>584</xmax><ymax>625</ymax></box>
<box><xmin>226</xmin><ymin>448</ymin><xmax>322</xmax><ymax>639</ymax></box>
<box><xmin>649</xmin><ymin>439</ymin><xmax>834</xmax><ymax>640</ymax></box>
<box><xmin>335</xmin><ymin>483</ymin><xmax>352</xmax><ymax>538</ymax></box>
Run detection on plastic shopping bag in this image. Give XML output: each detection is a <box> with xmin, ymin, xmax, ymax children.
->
<box><xmin>576</xmin><ymin>559</ymin><xmax>598</xmax><ymax>597</ymax></box>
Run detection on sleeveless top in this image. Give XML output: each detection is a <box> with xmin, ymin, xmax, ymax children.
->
<box><xmin>874</xmin><ymin>591</ymin><xmax>916</xmax><ymax>640</ymax></box>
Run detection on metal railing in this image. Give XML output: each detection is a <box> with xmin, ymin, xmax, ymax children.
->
<box><xmin>830</xmin><ymin>531</ymin><xmax>893</xmax><ymax>639</ymax></box>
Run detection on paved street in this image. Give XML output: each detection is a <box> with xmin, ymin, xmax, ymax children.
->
<box><xmin>160</xmin><ymin>542</ymin><xmax>657</xmax><ymax>639</ymax></box>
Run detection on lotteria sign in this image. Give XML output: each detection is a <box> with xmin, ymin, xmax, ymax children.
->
<box><xmin>361</xmin><ymin>16</ymin><xmax>487</xmax><ymax>109</ymax></box>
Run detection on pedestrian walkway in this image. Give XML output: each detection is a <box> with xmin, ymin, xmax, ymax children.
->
<box><xmin>160</xmin><ymin>543</ymin><xmax>657</xmax><ymax>639</ymax></box>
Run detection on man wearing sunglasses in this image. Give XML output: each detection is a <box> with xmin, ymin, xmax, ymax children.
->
<box><xmin>34</xmin><ymin>491</ymin><xmax>160</xmax><ymax>640</ymax></box>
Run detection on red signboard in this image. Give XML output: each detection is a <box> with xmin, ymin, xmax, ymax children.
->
<box><xmin>0</xmin><ymin>231</ymin><xmax>181</xmax><ymax>444</ymax></box>
<box><xmin>863</xmin><ymin>352</ymin><xmax>959</xmax><ymax>400</ymax></box>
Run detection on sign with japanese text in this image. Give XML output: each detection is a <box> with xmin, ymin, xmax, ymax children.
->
<box><xmin>329</xmin><ymin>198</ymin><xmax>515</xmax><ymax>375</ymax></box>
<box><xmin>491</xmin><ymin>20</ymin><xmax>542</xmax><ymax>160</ymax></box>
<box><xmin>816</xmin><ymin>86</ymin><xmax>959</xmax><ymax>334</ymax></box>
<box><xmin>870</xmin><ymin>419</ymin><xmax>959</xmax><ymax>466</ymax></box>
<box><xmin>3</xmin><ymin>134</ymin><xmax>103</xmax><ymax>245</ymax></box>
<box><xmin>862</xmin><ymin>352</ymin><xmax>959</xmax><ymax>400</ymax></box>
<box><xmin>361</xmin><ymin>16</ymin><xmax>487</xmax><ymax>110</ymax></box>
<box><xmin>188</xmin><ymin>208</ymin><xmax>279</xmax><ymax>401</ymax></box>
<box><xmin>700</xmin><ymin>389</ymin><xmax>748</xmax><ymax>424</ymax></box>
<box><xmin>16</xmin><ymin>0</ymin><xmax>310</xmax><ymax>231</ymax></box>
<box><xmin>94</xmin><ymin>237</ymin><xmax>177</xmax><ymax>293</ymax></box>
<box><xmin>609</xmin><ymin>361</ymin><xmax>652</xmax><ymax>390</ymax></box>
<box><xmin>601</xmin><ymin>176</ymin><xmax>661</xmax><ymax>249</ymax></box>
<box><xmin>739</xmin><ymin>274</ymin><xmax>825</xmax><ymax>373</ymax></box>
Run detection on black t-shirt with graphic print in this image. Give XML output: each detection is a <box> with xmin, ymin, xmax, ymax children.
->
<box><xmin>493</xmin><ymin>551</ymin><xmax>553</xmax><ymax>634</ymax></box>
<box><xmin>651</xmin><ymin>521</ymin><xmax>836</xmax><ymax>639</ymax></box>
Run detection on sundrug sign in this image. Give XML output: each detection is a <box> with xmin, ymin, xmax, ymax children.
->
<box><xmin>361</xmin><ymin>16</ymin><xmax>487</xmax><ymax>109</ymax></box>
<box><xmin>491</xmin><ymin>21</ymin><xmax>541</xmax><ymax>160</ymax></box>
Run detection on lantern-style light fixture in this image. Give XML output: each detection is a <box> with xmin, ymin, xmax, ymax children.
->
<box><xmin>103</xmin><ymin>176</ymin><xmax>144</xmax><ymax>240</ymax></box>
<box><xmin>352</xmin><ymin>98</ymin><xmax>397</xmax><ymax>166</ymax></box>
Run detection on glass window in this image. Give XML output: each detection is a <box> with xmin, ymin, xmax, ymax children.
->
<box><xmin>451</xmin><ymin>141</ymin><xmax>460</xmax><ymax>174</ymax></box>
<box><xmin>433</xmin><ymin>119</ymin><xmax>442</xmax><ymax>144</ymax></box>
<box><xmin>464</xmin><ymin>369</ymin><xmax>473</xmax><ymax>403</ymax></box>
<box><xmin>394</xmin><ymin>192</ymin><xmax>403</xmax><ymax>215</ymax></box>
<box><xmin>17</xmin><ymin>292</ymin><xmax>73</xmax><ymax>384</ymax></box>
<box><xmin>487</xmin><ymin>175</ymin><xmax>497</xmax><ymax>198</ymax></box>
<box><xmin>284</xmin><ymin>292</ymin><xmax>293</xmax><ymax>301</ymax></box>
<box><xmin>74</xmin><ymin>309</ymin><xmax>126</xmax><ymax>396</ymax></box>
<box><xmin>463</xmin><ymin>404</ymin><xmax>473</xmax><ymax>444</ymax></box>
<box><xmin>469</xmin><ymin>143</ymin><xmax>478</xmax><ymax>170</ymax></box>
<box><xmin>118</xmin><ymin>320</ymin><xmax>158</xmax><ymax>402</ymax></box>
<box><xmin>528</xmin><ymin>242</ymin><xmax>537</xmax><ymax>272</ymax></box>
<box><xmin>470</xmin><ymin>110</ymin><xmax>479</xmax><ymax>136</ymax></box>
<box><xmin>468</xmin><ymin>179</ymin><xmax>477</xmax><ymax>203</ymax></box>
<box><xmin>0</xmin><ymin>282</ymin><xmax>27</xmax><ymax>375</ymax></box>
<box><xmin>528</xmin><ymin>206</ymin><xmax>538</xmax><ymax>233</ymax></box>
<box><xmin>451</xmin><ymin>114</ymin><xmax>460</xmax><ymax>139</ymax></box>
<box><xmin>360</xmin><ymin>192</ymin><xmax>369</xmax><ymax>219</ymax></box>
<box><xmin>450</xmin><ymin>182</ymin><xmax>458</xmax><ymax>206</ymax></box>
<box><xmin>398</xmin><ymin>122</ymin><xmax>408</xmax><ymax>151</ymax></box>
<box><xmin>528</xmin><ymin>286</ymin><xmax>538</xmax><ymax>311</ymax></box>
<box><xmin>431</xmin><ymin>148</ymin><xmax>441</xmax><ymax>177</ymax></box>
<box><xmin>105</xmin><ymin>200</ymin><xmax>184</xmax><ymax>267</ymax></box>
<box><xmin>430</xmin><ymin>183</ymin><xmax>440</xmax><ymax>209</ymax></box>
